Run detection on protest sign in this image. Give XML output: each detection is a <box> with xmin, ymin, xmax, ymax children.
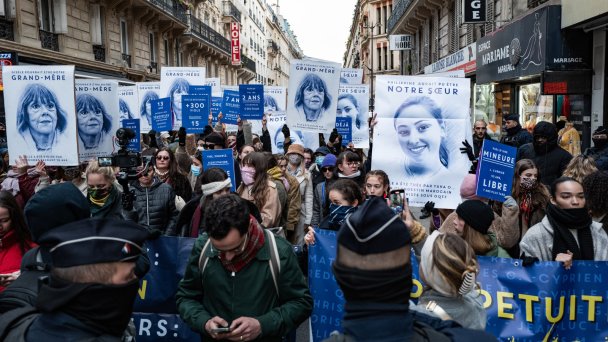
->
<box><xmin>118</xmin><ymin>86</ymin><xmax>140</xmax><ymax>122</ymax></box>
<box><xmin>75</xmin><ymin>79</ymin><xmax>121</xmax><ymax>161</ymax></box>
<box><xmin>137</xmin><ymin>82</ymin><xmax>161</xmax><ymax>133</ymax></box>
<box><xmin>221</xmin><ymin>90</ymin><xmax>240</xmax><ymax>125</ymax></box>
<box><xmin>202</xmin><ymin>149</ymin><xmax>236</xmax><ymax>192</ymax></box>
<box><xmin>239</xmin><ymin>84</ymin><xmax>264</xmax><ymax>120</ymax></box>
<box><xmin>337</xmin><ymin>84</ymin><xmax>369</xmax><ymax>148</ymax></box>
<box><xmin>476</xmin><ymin>140</ymin><xmax>517</xmax><ymax>201</ymax></box>
<box><xmin>264</xmin><ymin>86</ymin><xmax>287</xmax><ymax>114</ymax></box>
<box><xmin>204</xmin><ymin>77</ymin><xmax>221</xmax><ymax>95</ymax></box>
<box><xmin>2</xmin><ymin>65</ymin><xmax>79</xmax><ymax>165</ymax></box>
<box><xmin>267</xmin><ymin>112</ymin><xmax>320</xmax><ymax>154</ymax></box>
<box><xmin>211</xmin><ymin>96</ymin><xmax>223</xmax><ymax>126</ymax></box>
<box><xmin>335</xmin><ymin>117</ymin><xmax>351</xmax><ymax>146</ymax></box>
<box><xmin>372</xmin><ymin>75</ymin><xmax>471</xmax><ymax>209</ymax></box>
<box><xmin>151</xmin><ymin>98</ymin><xmax>172</xmax><ymax>132</ymax></box>
<box><xmin>159</xmin><ymin>67</ymin><xmax>206</xmax><ymax>129</ymax></box>
<box><xmin>182</xmin><ymin>91</ymin><xmax>210</xmax><ymax>134</ymax></box>
<box><xmin>340</xmin><ymin>68</ymin><xmax>363</xmax><ymax>84</ymax></box>
<box><xmin>121</xmin><ymin>119</ymin><xmax>140</xmax><ymax>152</ymax></box>
<box><xmin>287</xmin><ymin>59</ymin><xmax>341</xmax><ymax>133</ymax></box>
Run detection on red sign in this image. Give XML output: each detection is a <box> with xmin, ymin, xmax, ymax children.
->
<box><xmin>230</xmin><ymin>22</ymin><xmax>240</xmax><ymax>66</ymax></box>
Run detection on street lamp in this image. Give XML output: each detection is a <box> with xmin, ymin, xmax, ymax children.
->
<box><xmin>362</xmin><ymin>21</ymin><xmax>380</xmax><ymax>111</ymax></box>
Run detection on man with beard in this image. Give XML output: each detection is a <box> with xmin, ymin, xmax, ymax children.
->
<box><xmin>500</xmin><ymin>114</ymin><xmax>533</xmax><ymax>148</ymax></box>
<box><xmin>0</xmin><ymin>218</ymin><xmax>149</xmax><ymax>341</ymax></box>
<box><xmin>517</xmin><ymin>121</ymin><xmax>573</xmax><ymax>186</ymax></box>
<box><xmin>472</xmin><ymin>119</ymin><xmax>494</xmax><ymax>158</ymax></box>
<box><xmin>584</xmin><ymin>126</ymin><xmax>608</xmax><ymax>171</ymax></box>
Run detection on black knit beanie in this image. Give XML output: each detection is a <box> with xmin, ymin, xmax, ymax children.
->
<box><xmin>455</xmin><ymin>200</ymin><xmax>494</xmax><ymax>235</ymax></box>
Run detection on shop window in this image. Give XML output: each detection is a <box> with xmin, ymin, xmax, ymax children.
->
<box><xmin>519</xmin><ymin>83</ymin><xmax>553</xmax><ymax>133</ymax></box>
<box><xmin>474</xmin><ymin>84</ymin><xmax>500</xmax><ymax>139</ymax></box>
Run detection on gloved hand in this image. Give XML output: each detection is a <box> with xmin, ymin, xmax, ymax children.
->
<box><xmin>178</xmin><ymin>127</ymin><xmax>186</xmax><ymax>146</ymax></box>
<box><xmin>319</xmin><ymin>133</ymin><xmax>326</xmax><ymax>146</ymax></box>
<box><xmin>329</xmin><ymin>128</ymin><xmax>340</xmax><ymax>144</ymax></box>
<box><xmin>521</xmin><ymin>255</ymin><xmax>539</xmax><ymax>267</ymax></box>
<box><xmin>468</xmin><ymin>160</ymin><xmax>478</xmax><ymax>174</ymax></box>
<box><xmin>460</xmin><ymin>140</ymin><xmax>476</xmax><ymax>162</ymax></box>
<box><xmin>419</xmin><ymin>201</ymin><xmax>436</xmax><ymax>219</ymax></box>
<box><xmin>282</xmin><ymin>124</ymin><xmax>291</xmax><ymax>138</ymax></box>
<box><xmin>503</xmin><ymin>196</ymin><xmax>517</xmax><ymax>209</ymax></box>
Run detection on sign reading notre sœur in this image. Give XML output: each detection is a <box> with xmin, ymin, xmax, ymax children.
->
<box><xmin>389</xmin><ymin>35</ymin><xmax>412</xmax><ymax>50</ymax></box>
<box><xmin>463</xmin><ymin>0</ymin><xmax>486</xmax><ymax>23</ymax></box>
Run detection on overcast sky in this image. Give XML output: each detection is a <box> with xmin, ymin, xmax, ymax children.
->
<box><xmin>275</xmin><ymin>0</ymin><xmax>358</xmax><ymax>65</ymax></box>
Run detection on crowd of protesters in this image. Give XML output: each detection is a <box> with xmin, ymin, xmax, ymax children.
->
<box><xmin>0</xmin><ymin>109</ymin><xmax>606</xmax><ymax>341</ymax></box>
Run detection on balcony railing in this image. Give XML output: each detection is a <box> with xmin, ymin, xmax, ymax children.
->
<box><xmin>387</xmin><ymin>0</ymin><xmax>413</xmax><ymax>34</ymax></box>
<box><xmin>147</xmin><ymin>0</ymin><xmax>188</xmax><ymax>25</ymax></box>
<box><xmin>242</xmin><ymin>54</ymin><xmax>256</xmax><ymax>73</ymax></box>
<box><xmin>39</xmin><ymin>30</ymin><xmax>59</xmax><ymax>51</ymax></box>
<box><xmin>188</xmin><ymin>15</ymin><xmax>231</xmax><ymax>55</ymax></box>
<box><xmin>222</xmin><ymin>0</ymin><xmax>241</xmax><ymax>23</ymax></box>
<box><xmin>93</xmin><ymin>45</ymin><xmax>105</xmax><ymax>62</ymax></box>
<box><xmin>267</xmin><ymin>39</ymin><xmax>279</xmax><ymax>54</ymax></box>
<box><xmin>0</xmin><ymin>18</ymin><xmax>14</xmax><ymax>41</ymax></box>
<box><xmin>122</xmin><ymin>53</ymin><xmax>132</xmax><ymax>68</ymax></box>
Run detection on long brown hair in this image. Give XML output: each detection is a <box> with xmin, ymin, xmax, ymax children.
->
<box><xmin>240</xmin><ymin>152</ymin><xmax>270</xmax><ymax>210</ymax></box>
<box><xmin>431</xmin><ymin>233</ymin><xmax>479</xmax><ymax>295</ymax></box>
<box><xmin>462</xmin><ymin>224</ymin><xmax>493</xmax><ymax>256</ymax></box>
<box><xmin>0</xmin><ymin>191</ymin><xmax>33</xmax><ymax>254</ymax></box>
<box><xmin>154</xmin><ymin>147</ymin><xmax>185</xmax><ymax>180</ymax></box>
<box><xmin>512</xmin><ymin>159</ymin><xmax>550</xmax><ymax>209</ymax></box>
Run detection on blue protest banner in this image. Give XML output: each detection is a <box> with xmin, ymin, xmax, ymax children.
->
<box><xmin>239</xmin><ymin>84</ymin><xmax>264</xmax><ymax>120</ymax></box>
<box><xmin>221</xmin><ymin>90</ymin><xmax>240</xmax><ymax>125</ymax></box>
<box><xmin>190</xmin><ymin>85</ymin><xmax>212</xmax><ymax>96</ymax></box>
<box><xmin>182</xmin><ymin>94</ymin><xmax>209</xmax><ymax>134</ymax></box>
<box><xmin>335</xmin><ymin>117</ymin><xmax>352</xmax><ymax>146</ymax></box>
<box><xmin>476</xmin><ymin>140</ymin><xmax>517</xmax><ymax>201</ymax></box>
<box><xmin>151</xmin><ymin>98</ymin><xmax>172</xmax><ymax>132</ymax></box>
<box><xmin>202</xmin><ymin>149</ymin><xmax>236</xmax><ymax>192</ymax></box>
<box><xmin>132</xmin><ymin>313</ymin><xmax>200</xmax><ymax>342</ymax></box>
<box><xmin>211</xmin><ymin>96</ymin><xmax>223</xmax><ymax>126</ymax></box>
<box><xmin>121</xmin><ymin>119</ymin><xmax>141</xmax><ymax>152</ymax></box>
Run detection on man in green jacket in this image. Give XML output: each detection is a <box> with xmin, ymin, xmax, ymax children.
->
<box><xmin>176</xmin><ymin>194</ymin><xmax>312</xmax><ymax>341</ymax></box>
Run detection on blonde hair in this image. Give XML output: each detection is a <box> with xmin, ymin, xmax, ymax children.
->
<box><xmin>85</xmin><ymin>160</ymin><xmax>117</xmax><ymax>183</ymax></box>
<box><xmin>431</xmin><ymin>233</ymin><xmax>479</xmax><ymax>295</ymax></box>
<box><xmin>562</xmin><ymin>155</ymin><xmax>598</xmax><ymax>184</ymax></box>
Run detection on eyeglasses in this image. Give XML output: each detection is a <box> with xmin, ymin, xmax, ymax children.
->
<box><xmin>213</xmin><ymin>233</ymin><xmax>249</xmax><ymax>254</ymax></box>
<box><xmin>203</xmin><ymin>143</ymin><xmax>216</xmax><ymax>150</ymax></box>
<box><xmin>346</xmin><ymin>161</ymin><xmax>361</xmax><ymax>167</ymax></box>
<box><xmin>474</xmin><ymin>127</ymin><xmax>487</xmax><ymax>130</ymax></box>
<box><xmin>321</xmin><ymin>166</ymin><xmax>334</xmax><ymax>172</ymax></box>
<box><xmin>156</xmin><ymin>156</ymin><xmax>170</xmax><ymax>161</ymax></box>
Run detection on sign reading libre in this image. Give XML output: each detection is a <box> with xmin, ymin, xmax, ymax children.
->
<box><xmin>230</xmin><ymin>22</ymin><xmax>240</xmax><ymax>66</ymax></box>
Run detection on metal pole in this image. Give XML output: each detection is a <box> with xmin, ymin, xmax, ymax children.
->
<box><xmin>370</xmin><ymin>24</ymin><xmax>374</xmax><ymax>111</ymax></box>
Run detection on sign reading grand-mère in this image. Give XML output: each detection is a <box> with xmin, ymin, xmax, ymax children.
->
<box><xmin>424</xmin><ymin>43</ymin><xmax>476</xmax><ymax>75</ymax></box>
<box><xmin>389</xmin><ymin>35</ymin><xmax>413</xmax><ymax>50</ymax></box>
<box><xmin>463</xmin><ymin>0</ymin><xmax>486</xmax><ymax>23</ymax></box>
<box><xmin>230</xmin><ymin>22</ymin><xmax>240</xmax><ymax>66</ymax></box>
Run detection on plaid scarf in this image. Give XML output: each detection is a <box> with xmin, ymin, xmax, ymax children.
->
<box><xmin>220</xmin><ymin>216</ymin><xmax>265</xmax><ymax>273</ymax></box>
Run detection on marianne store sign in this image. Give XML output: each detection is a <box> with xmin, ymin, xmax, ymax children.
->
<box><xmin>424</xmin><ymin>43</ymin><xmax>476</xmax><ymax>75</ymax></box>
<box><xmin>476</xmin><ymin>5</ymin><xmax>591</xmax><ymax>84</ymax></box>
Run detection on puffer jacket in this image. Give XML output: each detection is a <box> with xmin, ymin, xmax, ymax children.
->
<box><xmin>132</xmin><ymin>179</ymin><xmax>179</xmax><ymax>235</ymax></box>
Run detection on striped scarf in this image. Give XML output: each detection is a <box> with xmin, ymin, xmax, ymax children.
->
<box><xmin>219</xmin><ymin>216</ymin><xmax>265</xmax><ymax>273</ymax></box>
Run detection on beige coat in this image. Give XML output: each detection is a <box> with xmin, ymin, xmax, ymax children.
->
<box><xmin>238</xmin><ymin>180</ymin><xmax>282</xmax><ymax>228</ymax></box>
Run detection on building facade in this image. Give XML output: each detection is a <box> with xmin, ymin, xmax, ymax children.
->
<box><xmin>385</xmin><ymin>0</ymin><xmax>599</xmax><ymax>150</ymax></box>
<box><xmin>344</xmin><ymin>0</ymin><xmax>401</xmax><ymax>109</ymax></box>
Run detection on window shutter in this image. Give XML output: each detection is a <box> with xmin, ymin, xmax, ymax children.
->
<box><xmin>484</xmin><ymin>0</ymin><xmax>495</xmax><ymax>35</ymax></box>
<box><xmin>90</xmin><ymin>4</ymin><xmax>102</xmax><ymax>45</ymax></box>
<box><xmin>53</xmin><ymin>0</ymin><xmax>67</xmax><ymax>34</ymax></box>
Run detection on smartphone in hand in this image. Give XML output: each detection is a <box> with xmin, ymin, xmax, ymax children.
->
<box><xmin>211</xmin><ymin>327</ymin><xmax>232</xmax><ymax>334</ymax></box>
<box><xmin>389</xmin><ymin>189</ymin><xmax>406</xmax><ymax>213</ymax></box>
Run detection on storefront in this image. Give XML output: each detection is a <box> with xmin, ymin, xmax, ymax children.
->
<box><xmin>476</xmin><ymin>3</ymin><xmax>593</xmax><ymax>150</ymax></box>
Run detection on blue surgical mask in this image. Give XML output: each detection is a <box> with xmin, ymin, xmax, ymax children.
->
<box><xmin>191</xmin><ymin>165</ymin><xmax>201</xmax><ymax>177</ymax></box>
<box><xmin>315</xmin><ymin>156</ymin><xmax>325</xmax><ymax>168</ymax></box>
<box><xmin>328</xmin><ymin>203</ymin><xmax>356</xmax><ymax>225</ymax></box>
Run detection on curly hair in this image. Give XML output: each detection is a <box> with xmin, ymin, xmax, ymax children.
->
<box><xmin>583</xmin><ymin>170</ymin><xmax>608</xmax><ymax>217</ymax></box>
<box><xmin>562</xmin><ymin>154</ymin><xmax>598</xmax><ymax>184</ymax></box>
<box><xmin>204</xmin><ymin>194</ymin><xmax>250</xmax><ymax>239</ymax></box>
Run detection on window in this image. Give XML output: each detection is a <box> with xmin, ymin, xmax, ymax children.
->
<box><xmin>90</xmin><ymin>4</ymin><xmax>105</xmax><ymax>45</ymax></box>
<box><xmin>204</xmin><ymin>11</ymin><xmax>209</xmax><ymax>25</ymax></box>
<box><xmin>175</xmin><ymin>38</ymin><xmax>182</xmax><ymax>66</ymax></box>
<box><xmin>38</xmin><ymin>0</ymin><xmax>54</xmax><ymax>32</ymax></box>
<box><xmin>383</xmin><ymin>46</ymin><xmax>388</xmax><ymax>70</ymax></box>
<box><xmin>164</xmin><ymin>38</ymin><xmax>169</xmax><ymax>66</ymax></box>
<box><xmin>120</xmin><ymin>19</ymin><xmax>128</xmax><ymax>54</ymax></box>
<box><xmin>1</xmin><ymin>0</ymin><xmax>17</xmax><ymax>18</ymax></box>
<box><xmin>376</xmin><ymin>7</ymin><xmax>381</xmax><ymax>34</ymax></box>
<box><xmin>383</xmin><ymin>6</ymin><xmax>387</xmax><ymax>33</ymax></box>
<box><xmin>376</xmin><ymin>47</ymin><xmax>381</xmax><ymax>70</ymax></box>
<box><xmin>149</xmin><ymin>32</ymin><xmax>156</xmax><ymax>62</ymax></box>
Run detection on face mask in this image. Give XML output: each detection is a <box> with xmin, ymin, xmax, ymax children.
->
<box><xmin>315</xmin><ymin>155</ymin><xmax>325</xmax><ymax>167</ymax></box>
<box><xmin>88</xmin><ymin>186</ymin><xmax>111</xmax><ymax>200</ymax></box>
<box><xmin>241</xmin><ymin>166</ymin><xmax>256</xmax><ymax>186</ymax></box>
<box><xmin>191</xmin><ymin>165</ymin><xmax>201</xmax><ymax>177</ymax></box>
<box><xmin>593</xmin><ymin>137</ymin><xmax>608</xmax><ymax>149</ymax></box>
<box><xmin>520</xmin><ymin>177</ymin><xmax>537</xmax><ymax>190</ymax></box>
<box><xmin>328</xmin><ymin>203</ymin><xmax>356</xmax><ymax>225</ymax></box>
<box><xmin>197</xmin><ymin>146</ymin><xmax>204</xmax><ymax>152</ymax></box>
<box><xmin>288</xmin><ymin>154</ymin><xmax>302</xmax><ymax>166</ymax></box>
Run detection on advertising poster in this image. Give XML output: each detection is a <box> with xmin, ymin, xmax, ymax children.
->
<box><xmin>476</xmin><ymin>140</ymin><xmax>517</xmax><ymax>201</ymax></box>
<box><xmin>263</xmin><ymin>86</ymin><xmax>287</xmax><ymax>114</ymax></box>
<box><xmin>151</xmin><ymin>98</ymin><xmax>172</xmax><ymax>132</ymax></box>
<box><xmin>202</xmin><ymin>149</ymin><xmax>236</xmax><ymax>192</ymax></box>
<box><xmin>335</xmin><ymin>117</ymin><xmax>351</xmax><ymax>146</ymax></box>
<box><xmin>137</xmin><ymin>82</ymin><xmax>161</xmax><ymax>134</ymax></box>
<box><xmin>182</xmin><ymin>94</ymin><xmax>209</xmax><ymax>134</ymax></box>
<box><xmin>121</xmin><ymin>119</ymin><xmax>141</xmax><ymax>152</ymax></box>
<box><xmin>159</xmin><ymin>67</ymin><xmax>206</xmax><ymax>129</ymax></box>
<box><xmin>2</xmin><ymin>65</ymin><xmax>79</xmax><ymax>165</ymax></box>
<box><xmin>267</xmin><ymin>112</ymin><xmax>320</xmax><ymax>154</ymax></box>
<box><xmin>118</xmin><ymin>85</ymin><xmax>139</xmax><ymax>122</ymax></box>
<box><xmin>221</xmin><ymin>90</ymin><xmax>240</xmax><ymax>125</ymax></box>
<box><xmin>239</xmin><ymin>84</ymin><xmax>264</xmax><ymax>120</ymax></box>
<box><xmin>339</xmin><ymin>68</ymin><xmax>363</xmax><ymax>84</ymax></box>
<box><xmin>337</xmin><ymin>84</ymin><xmax>369</xmax><ymax>148</ymax></box>
<box><xmin>75</xmin><ymin>79</ymin><xmax>120</xmax><ymax>162</ymax></box>
<box><xmin>372</xmin><ymin>75</ymin><xmax>471</xmax><ymax>209</ymax></box>
<box><xmin>287</xmin><ymin>59</ymin><xmax>341</xmax><ymax>133</ymax></box>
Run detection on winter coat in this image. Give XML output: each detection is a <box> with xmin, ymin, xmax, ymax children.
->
<box><xmin>517</xmin><ymin>143</ymin><xmax>572</xmax><ymax>186</ymax></box>
<box><xmin>175</xmin><ymin>231</ymin><xmax>313</xmax><ymax>341</ymax></box>
<box><xmin>267</xmin><ymin>167</ymin><xmax>301</xmax><ymax>231</ymax></box>
<box><xmin>237</xmin><ymin>180</ymin><xmax>282</xmax><ymax>228</ymax></box>
<box><xmin>0</xmin><ymin>230</ymin><xmax>35</xmax><ymax>292</ymax></box>
<box><xmin>132</xmin><ymin>180</ymin><xmax>179</xmax><ymax>235</ymax></box>
<box><xmin>311</xmin><ymin>181</ymin><xmax>328</xmax><ymax>227</ymax></box>
<box><xmin>500</xmin><ymin>125</ymin><xmax>533</xmax><ymax>148</ymax></box>
<box><xmin>520</xmin><ymin>216</ymin><xmax>608</xmax><ymax>261</ymax></box>
<box><xmin>165</xmin><ymin>172</ymin><xmax>193</xmax><ymax>203</ymax></box>
<box><xmin>293</xmin><ymin>171</ymin><xmax>313</xmax><ymax>244</ymax></box>
<box><xmin>417</xmin><ymin>289</ymin><xmax>486</xmax><ymax>330</ymax></box>
<box><xmin>25</xmin><ymin>311</ymin><xmax>122</xmax><ymax>342</ymax></box>
<box><xmin>558</xmin><ymin>125</ymin><xmax>581</xmax><ymax>156</ymax></box>
<box><xmin>472</xmin><ymin>133</ymin><xmax>493</xmax><ymax>158</ymax></box>
<box><xmin>585</xmin><ymin>145</ymin><xmax>608</xmax><ymax>171</ymax></box>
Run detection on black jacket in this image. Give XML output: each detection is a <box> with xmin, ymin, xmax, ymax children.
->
<box><xmin>132</xmin><ymin>179</ymin><xmax>179</xmax><ymax>235</ymax></box>
<box><xmin>25</xmin><ymin>311</ymin><xmax>120</xmax><ymax>342</ymax></box>
<box><xmin>472</xmin><ymin>133</ymin><xmax>494</xmax><ymax>158</ymax></box>
<box><xmin>500</xmin><ymin>125</ymin><xmax>533</xmax><ymax>148</ymax></box>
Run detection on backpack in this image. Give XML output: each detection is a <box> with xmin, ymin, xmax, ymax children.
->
<box><xmin>198</xmin><ymin>229</ymin><xmax>281</xmax><ymax>295</ymax></box>
<box><xmin>0</xmin><ymin>305</ymin><xmax>40</xmax><ymax>342</ymax></box>
<box><xmin>321</xmin><ymin>320</ymin><xmax>451</xmax><ymax>342</ymax></box>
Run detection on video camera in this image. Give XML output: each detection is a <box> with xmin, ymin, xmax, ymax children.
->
<box><xmin>98</xmin><ymin>128</ymin><xmax>152</xmax><ymax>210</ymax></box>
